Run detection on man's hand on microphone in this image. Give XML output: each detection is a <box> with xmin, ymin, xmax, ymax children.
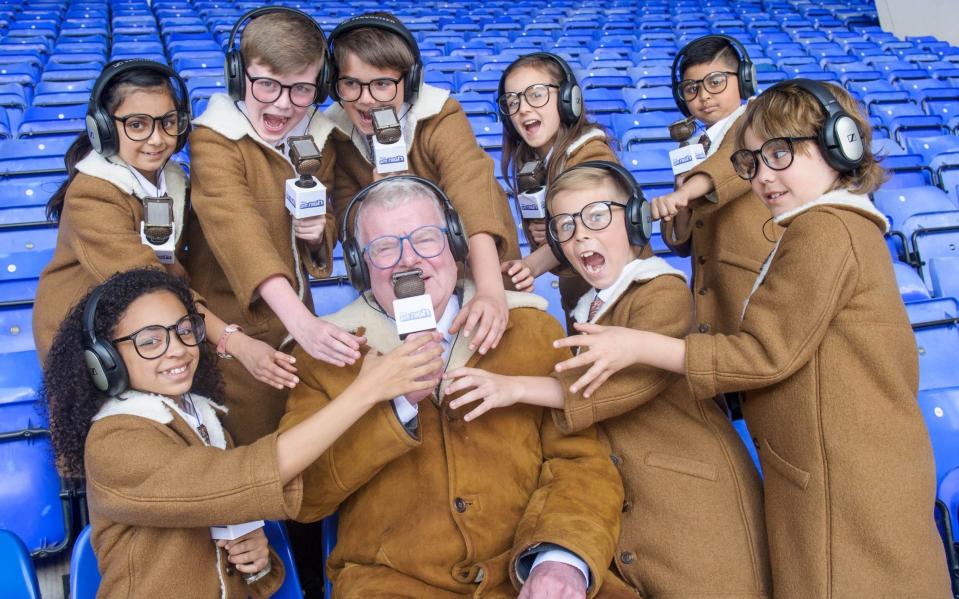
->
<box><xmin>293</xmin><ymin>315</ymin><xmax>366</xmax><ymax>367</ymax></box>
<box><xmin>526</xmin><ymin>218</ymin><xmax>547</xmax><ymax>246</ymax></box>
<box><xmin>293</xmin><ymin>214</ymin><xmax>326</xmax><ymax>248</ymax></box>
<box><xmin>519</xmin><ymin>562</ymin><xmax>587</xmax><ymax>599</ymax></box>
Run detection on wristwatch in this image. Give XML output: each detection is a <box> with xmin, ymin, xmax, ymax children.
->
<box><xmin>217</xmin><ymin>324</ymin><xmax>243</xmax><ymax>359</ymax></box>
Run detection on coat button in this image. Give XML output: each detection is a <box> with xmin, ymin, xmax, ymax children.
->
<box><xmin>454</xmin><ymin>497</ymin><xmax>468</xmax><ymax>512</ymax></box>
<box><xmin>610</xmin><ymin>454</ymin><xmax>623</xmax><ymax>466</ymax></box>
<box><xmin>695</xmin><ymin>219</ymin><xmax>704</xmax><ymax>228</ymax></box>
<box><xmin>698</xmin><ymin>323</ymin><xmax>710</xmax><ymax>333</ymax></box>
<box><xmin>697</xmin><ymin>255</ymin><xmax>707</xmax><ymax>264</ymax></box>
<box><xmin>698</xmin><ymin>288</ymin><xmax>708</xmax><ymax>295</ymax></box>
<box><xmin>622</xmin><ymin>500</ymin><xmax>632</xmax><ymax>513</ymax></box>
<box><xmin>620</xmin><ymin>551</ymin><xmax>636</xmax><ymax>564</ymax></box>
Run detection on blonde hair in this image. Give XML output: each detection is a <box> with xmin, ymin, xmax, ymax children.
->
<box><xmin>547</xmin><ymin>166</ymin><xmax>630</xmax><ymax>213</ymax></box>
<box><xmin>333</xmin><ymin>12</ymin><xmax>415</xmax><ymax>74</ymax></box>
<box><xmin>734</xmin><ymin>81</ymin><xmax>885</xmax><ymax>195</ymax></box>
<box><xmin>355</xmin><ymin>178</ymin><xmax>444</xmax><ymax>245</ymax></box>
<box><xmin>241</xmin><ymin>12</ymin><xmax>326</xmax><ymax>74</ymax></box>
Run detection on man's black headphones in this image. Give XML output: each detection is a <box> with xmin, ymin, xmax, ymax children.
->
<box><xmin>86</xmin><ymin>59</ymin><xmax>191</xmax><ymax>157</ymax></box>
<box><xmin>82</xmin><ymin>285</ymin><xmax>129</xmax><ymax>397</ymax></box>
<box><xmin>671</xmin><ymin>35</ymin><xmax>756</xmax><ymax>117</ymax></box>
<box><xmin>546</xmin><ymin>160</ymin><xmax>652</xmax><ymax>268</ymax></box>
<box><xmin>225</xmin><ymin>7</ymin><xmax>331</xmax><ymax>104</ymax></box>
<box><xmin>771</xmin><ymin>78</ymin><xmax>865</xmax><ymax>173</ymax></box>
<box><xmin>498</xmin><ymin>52</ymin><xmax>583</xmax><ymax>140</ymax></box>
<box><xmin>328</xmin><ymin>14</ymin><xmax>423</xmax><ymax>105</ymax></box>
<box><xmin>340</xmin><ymin>175</ymin><xmax>469</xmax><ymax>292</ymax></box>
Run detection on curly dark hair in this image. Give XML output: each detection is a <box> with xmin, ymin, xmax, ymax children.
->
<box><xmin>40</xmin><ymin>267</ymin><xmax>223</xmax><ymax>479</ymax></box>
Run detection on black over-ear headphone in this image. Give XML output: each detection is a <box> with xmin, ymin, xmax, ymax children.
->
<box><xmin>86</xmin><ymin>59</ymin><xmax>191</xmax><ymax>156</ymax></box>
<box><xmin>328</xmin><ymin>14</ymin><xmax>423</xmax><ymax>105</ymax></box>
<box><xmin>340</xmin><ymin>175</ymin><xmax>469</xmax><ymax>292</ymax></box>
<box><xmin>498</xmin><ymin>52</ymin><xmax>583</xmax><ymax>140</ymax></box>
<box><xmin>772</xmin><ymin>78</ymin><xmax>865</xmax><ymax>173</ymax></box>
<box><xmin>82</xmin><ymin>285</ymin><xmax>129</xmax><ymax>397</ymax></box>
<box><xmin>671</xmin><ymin>35</ymin><xmax>756</xmax><ymax>118</ymax></box>
<box><xmin>225</xmin><ymin>7</ymin><xmax>330</xmax><ymax>104</ymax></box>
<box><xmin>546</xmin><ymin>160</ymin><xmax>652</xmax><ymax>268</ymax></box>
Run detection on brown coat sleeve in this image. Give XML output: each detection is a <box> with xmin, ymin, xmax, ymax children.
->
<box><xmin>423</xmin><ymin>99</ymin><xmax>516</xmax><ymax>255</ymax></box>
<box><xmin>685</xmin><ymin>210</ymin><xmax>857</xmax><ymax>399</ymax></box>
<box><xmin>686</xmin><ymin>118</ymin><xmax>752</xmax><ymax>210</ymax></box>
<box><xmin>510</xmin><ymin>314</ymin><xmax>624</xmax><ymax>597</ymax></box>
<box><xmin>553</xmin><ymin>276</ymin><xmax>691</xmax><ymax>433</ymax></box>
<box><xmin>85</xmin><ymin>416</ymin><xmax>302</xmax><ymax>527</ymax></box>
<box><xmin>188</xmin><ymin>128</ymin><xmax>299</xmax><ymax>316</ymax></box>
<box><xmin>277</xmin><ymin>347</ymin><xmax>421</xmax><ymax>523</ymax></box>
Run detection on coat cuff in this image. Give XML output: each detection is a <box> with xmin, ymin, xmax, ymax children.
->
<box><xmin>685</xmin><ymin>333</ymin><xmax>719</xmax><ymax>400</ymax></box>
<box><xmin>252</xmin><ymin>432</ymin><xmax>304</xmax><ymax>520</ymax></box>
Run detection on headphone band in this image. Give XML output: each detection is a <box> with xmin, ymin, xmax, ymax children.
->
<box><xmin>779</xmin><ymin>78</ymin><xmax>843</xmax><ymax>117</ymax></box>
<box><xmin>329</xmin><ymin>14</ymin><xmax>422</xmax><ymax>66</ymax></box>
<box><xmin>671</xmin><ymin>35</ymin><xmax>755</xmax><ymax>117</ymax></box>
<box><xmin>227</xmin><ymin>6</ymin><xmax>326</xmax><ymax>56</ymax></box>
<box><xmin>88</xmin><ymin>59</ymin><xmax>190</xmax><ymax>118</ymax></box>
<box><xmin>81</xmin><ymin>284</ymin><xmax>107</xmax><ymax>345</ymax></box>
<box><xmin>340</xmin><ymin>175</ymin><xmax>454</xmax><ymax>242</ymax></box>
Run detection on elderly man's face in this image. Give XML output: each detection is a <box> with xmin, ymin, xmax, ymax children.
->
<box><xmin>360</xmin><ymin>195</ymin><xmax>458</xmax><ymax>318</ymax></box>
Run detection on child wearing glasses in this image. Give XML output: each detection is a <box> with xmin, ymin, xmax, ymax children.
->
<box><xmin>445</xmin><ymin>161</ymin><xmax>770</xmax><ymax>598</ymax></box>
<box><xmin>185</xmin><ymin>9</ymin><xmax>362</xmax><ymax>445</ymax></box>
<box><xmin>548</xmin><ymin>82</ymin><xmax>953</xmax><ymax>597</ymax></box>
<box><xmin>42</xmin><ymin>267</ymin><xmax>442</xmax><ymax>598</ymax></box>
<box><xmin>325</xmin><ymin>12</ymin><xmax>519</xmax><ymax>357</ymax></box>
<box><xmin>652</xmin><ymin>35</ymin><xmax>778</xmax><ymax>340</ymax></box>
<box><xmin>33</xmin><ymin>60</ymin><xmax>294</xmax><ymax>399</ymax></box>
<box><xmin>495</xmin><ymin>53</ymin><xmax>619</xmax><ymax>331</ymax></box>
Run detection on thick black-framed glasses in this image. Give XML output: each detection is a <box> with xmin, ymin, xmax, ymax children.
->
<box><xmin>113</xmin><ymin>110</ymin><xmax>189</xmax><ymax>141</ymax></box>
<box><xmin>679</xmin><ymin>71</ymin><xmax>738</xmax><ymax>101</ymax></box>
<box><xmin>363</xmin><ymin>225</ymin><xmax>449</xmax><ymax>269</ymax></box>
<box><xmin>335</xmin><ymin>76</ymin><xmax>403</xmax><ymax>103</ymax></box>
<box><xmin>497</xmin><ymin>83</ymin><xmax>560</xmax><ymax>116</ymax></box>
<box><xmin>730</xmin><ymin>136</ymin><xmax>818</xmax><ymax>180</ymax></box>
<box><xmin>245</xmin><ymin>71</ymin><xmax>318</xmax><ymax>107</ymax></box>
<box><xmin>548</xmin><ymin>201</ymin><xmax>626</xmax><ymax>244</ymax></box>
<box><xmin>113</xmin><ymin>313</ymin><xmax>206</xmax><ymax>360</ymax></box>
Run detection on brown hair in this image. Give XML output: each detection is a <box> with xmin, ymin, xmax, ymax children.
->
<box><xmin>500</xmin><ymin>55</ymin><xmax>614</xmax><ymax>193</ymax></box>
<box><xmin>333</xmin><ymin>12</ymin><xmax>415</xmax><ymax>75</ymax></box>
<box><xmin>547</xmin><ymin>165</ymin><xmax>631</xmax><ymax>213</ymax></box>
<box><xmin>734</xmin><ymin>81</ymin><xmax>885</xmax><ymax>195</ymax></box>
<box><xmin>241</xmin><ymin>12</ymin><xmax>326</xmax><ymax>74</ymax></box>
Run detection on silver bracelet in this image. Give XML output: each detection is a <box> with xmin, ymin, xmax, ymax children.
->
<box><xmin>243</xmin><ymin>561</ymin><xmax>272</xmax><ymax>584</ymax></box>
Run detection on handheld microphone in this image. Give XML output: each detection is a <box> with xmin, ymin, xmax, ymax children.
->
<box><xmin>516</xmin><ymin>159</ymin><xmax>547</xmax><ymax>219</ymax></box>
<box><xmin>285</xmin><ymin>135</ymin><xmax>327</xmax><ymax>219</ymax></box>
<box><xmin>391</xmin><ymin>268</ymin><xmax>436</xmax><ymax>340</ymax></box>
<box><xmin>668</xmin><ymin>117</ymin><xmax>706</xmax><ymax>176</ymax></box>
<box><xmin>371</xmin><ymin>107</ymin><xmax>408</xmax><ymax>174</ymax></box>
<box><xmin>140</xmin><ymin>195</ymin><xmax>176</xmax><ymax>264</ymax></box>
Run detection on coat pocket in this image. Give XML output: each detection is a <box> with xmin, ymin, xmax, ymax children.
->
<box><xmin>645</xmin><ymin>452</ymin><xmax>718</xmax><ymax>481</ymax></box>
<box><xmin>716</xmin><ymin>248</ymin><xmax>764</xmax><ymax>275</ymax></box>
<box><xmin>761</xmin><ymin>439</ymin><xmax>810</xmax><ymax>490</ymax></box>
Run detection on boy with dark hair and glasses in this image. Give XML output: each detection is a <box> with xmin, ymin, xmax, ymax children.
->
<box><xmin>325</xmin><ymin>11</ymin><xmax>520</xmax><ymax>360</ymax></box>
<box><xmin>184</xmin><ymin>9</ymin><xmax>362</xmax><ymax>445</ymax></box>
<box><xmin>445</xmin><ymin>163</ymin><xmax>771</xmax><ymax>598</ymax></box>
<box><xmin>651</xmin><ymin>35</ymin><xmax>779</xmax><ymax>344</ymax></box>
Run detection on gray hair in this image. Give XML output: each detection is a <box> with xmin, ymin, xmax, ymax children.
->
<box><xmin>354</xmin><ymin>177</ymin><xmax>446</xmax><ymax>245</ymax></box>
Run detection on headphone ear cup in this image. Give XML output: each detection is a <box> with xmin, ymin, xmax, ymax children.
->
<box><xmin>828</xmin><ymin>113</ymin><xmax>865</xmax><ymax>170</ymax></box>
<box><xmin>626</xmin><ymin>194</ymin><xmax>653</xmax><ymax>247</ymax></box>
<box><xmin>445</xmin><ymin>207</ymin><xmax>470</xmax><ymax>263</ymax></box>
<box><xmin>84</xmin><ymin>342</ymin><xmax>128</xmax><ymax>396</ymax></box>
<box><xmin>86</xmin><ymin>110</ymin><xmax>117</xmax><ymax>156</ymax></box>
<box><xmin>545</xmin><ymin>227</ymin><xmax>571</xmax><ymax>268</ymax></box>
<box><xmin>225</xmin><ymin>50</ymin><xmax>245</xmax><ymax>101</ymax></box>
<box><xmin>566</xmin><ymin>82</ymin><xmax>583</xmax><ymax>122</ymax></box>
<box><xmin>85</xmin><ymin>114</ymin><xmax>104</xmax><ymax>154</ymax></box>
<box><xmin>344</xmin><ymin>237</ymin><xmax>370</xmax><ymax>292</ymax></box>
<box><xmin>315</xmin><ymin>60</ymin><xmax>331</xmax><ymax>105</ymax></box>
<box><xmin>739</xmin><ymin>61</ymin><xmax>757</xmax><ymax>98</ymax></box>
<box><xmin>405</xmin><ymin>63</ymin><xmax>422</xmax><ymax>105</ymax></box>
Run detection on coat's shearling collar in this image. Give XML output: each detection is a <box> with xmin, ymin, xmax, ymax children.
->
<box><xmin>194</xmin><ymin>92</ymin><xmax>336</xmax><ymax>159</ymax></box>
<box><xmin>773</xmin><ymin>188</ymin><xmax>889</xmax><ymax>232</ymax></box>
<box><xmin>324</xmin><ymin>83</ymin><xmax>450</xmax><ymax>162</ymax></box>
<box><xmin>75</xmin><ymin>151</ymin><xmax>189</xmax><ymax>243</ymax></box>
<box><xmin>93</xmin><ymin>390</ymin><xmax>228</xmax><ymax>449</ymax></box>
<box><xmin>324</xmin><ymin>279</ymin><xmax>547</xmax><ymax>401</ymax></box>
<box><xmin>565</xmin><ymin>128</ymin><xmax>606</xmax><ymax>158</ymax></box>
<box><xmin>572</xmin><ymin>256</ymin><xmax>687</xmax><ymax>324</ymax></box>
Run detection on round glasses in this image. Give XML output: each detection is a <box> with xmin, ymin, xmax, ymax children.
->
<box><xmin>497</xmin><ymin>83</ymin><xmax>559</xmax><ymax>116</ymax></box>
<box><xmin>679</xmin><ymin>71</ymin><xmax>738</xmax><ymax>101</ymax></box>
<box><xmin>112</xmin><ymin>313</ymin><xmax>206</xmax><ymax>360</ymax></box>
<box><xmin>113</xmin><ymin>110</ymin><xmax>189</xmax><ymax>141</ymax></box>
<box><xmin>548</xmin><ymin>201</ymin><xmax>625</xmax><ymax>244</ymax></box>
<box><xmin>364</xmin><ymin>225</ymin><xmax>449</xmax><ymax>269</ymax></box>
<box><xmin>335</xmin><ymin>76</ymin><xmax>402</xmax><ymax>103</ymax></box>
<box><xmin>730</xmin><ymin>136</ymin><xmax>818</xmax><ymax>180</ymax></box>
<box><xmin>246</xmin><ymin>71</ymin><xmax>318</xmax><ymax>107</ymax></box>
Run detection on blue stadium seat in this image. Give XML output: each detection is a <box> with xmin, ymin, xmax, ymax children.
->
<box><xmin>455</xmin><ymin>70</ymin><xmax>501</xmax><ymax>94</ymax></box>
<box><xmin>919</xmin><ymin>387</ymin><xmax>959</xmax><ymax>482</ymax></box>
<box><xmin>928</xmin><ymin>257</ymin><xmax>959</xmax><ymax>300</ymax></box>
<box><xmin>310</xmin><ymin>277</ymin><xmax>359</xmax><ymax>317</ymax></box>
<box><xmin>17</xmin><ymin>105</ymin><xmax>86</xmax><ymax>139</ymax></box>
<box><xmin>730</xmin><ymin>418</ymin><xmax>761</xmax><ymax>472</ymax></box>
<box><xmin>322</xmin><ymin>513</ymin><xmax>339</xmax><ymax>598</ymax></box>
<box><xmin>469</xmin><ymin>120</ymin><xmax>503</xmax><ymax>152</ymax></box>
<box><xmin>452</xmin><ymin>92</ymin><xmax>498</xmax><ymax>122</ymax></box>
<box><xmin>906</xmin><ymin>135</ymin><xmax>959</xmax><ymax>163</ymax></box>
<box><xmin>530</xmin><ymin>270</ymin><xmax>566</xmax><ymax>328</ymax></box>
<box><xmin>895</xmin><ymin>260</ymin><xmax>933</xmax><ymax>302</ymax></box>
<box><xmin>909</xmin><ymin>298</ymin><xmax>959</xmax><ymax>390</ymax></box>
<box><xmin>0</xmin><ymin>529</ymin><xmax>41</xmax><ymax>599</ymax></box>
<box><xmin>891</xmin><ymin>115</ymin><xmax>947</xmax><ymax>142</ymax></box>
<box><xmin>624</xmin><ymin>87</ymin><xmax>676</xmax><ymax>112</ymax></box>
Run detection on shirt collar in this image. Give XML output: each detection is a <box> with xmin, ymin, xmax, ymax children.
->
<box><xmin>127</xmin><ymin>165</ymin><xmax>168</xmax><ymax>198</ymax></box>
<box><xmin>435</xmin><ymin>293</ymin><xmax>460</xmax><ymax>345</ymax></box>
<box><xmin>594</xmin><ymin>258</ymin><xmax>644</xmax><ymax>303</ymax></box>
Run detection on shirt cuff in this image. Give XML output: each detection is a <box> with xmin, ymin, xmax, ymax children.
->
<box><xmin>528</xmin><ymin>549</ymin><xmax>590</xmax><ymax>588</ymax></box>
<box><xmin>392</xmin><ymin>395</ymin><xmax>419</xmax><ymax>425</ymax></box>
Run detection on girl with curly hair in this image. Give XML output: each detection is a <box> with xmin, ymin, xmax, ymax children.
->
<box><xmin>43</xmin><ymin>267</ymin><xmax>442</xmax><ymax>598</ymax></box>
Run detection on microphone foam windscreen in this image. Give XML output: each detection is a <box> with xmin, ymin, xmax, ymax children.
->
<box><xmin>393</xmin><ymin>272</ymin><xmax>426</xmax><ymax>299</ymax></box>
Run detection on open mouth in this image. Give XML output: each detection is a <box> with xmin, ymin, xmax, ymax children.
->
<box><xmin>262</xmin><ymin>113</ymin><xmax>289</xmax><ymax>133</ymax></box>
<box><xmin>578</xmin><ymin>250</ymin><xmax>606</xmax><ymax>275</ymax></box>
<box><xmin>522</xmin><ymin>118</ymin><xmax>541</xmax><ymax>137</ymax></box>
<box><xmin>765</xmin><ymin>190</ymin><xmax>786</xmax><ymax>204</ymax></box>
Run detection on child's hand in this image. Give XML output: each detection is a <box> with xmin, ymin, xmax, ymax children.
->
<box><xmin>293</xmin><ymin>316</ymin><xmax>366</xmax><ymax>367</ymax></box>
<box><xmin>217</xmin><ymin>528</ymin><xmax>270</xmax><ymax>575</ymax></box>
<box><xmin>450</xmin><ymin>291</ymin><xmax>508</xmax><ymax>355</ymax></box>
<box><xmin>293</xmin><ymin>215</ymin><xmax>327</xmax><ymax>246</ymax></box>
<box><xmin>650</xmin><ymin>189</ymin><xmax>690</xmax><ymax>222</ymax></box>
<box><xmin>502</xmin><ymin>259</ymin><xmax>534</xmax><ymax>292</ymax></box>
<box><xmin>357</xmin><ymin>331</ymin><xmax>444</xmax><ymax>403</ymax></box>
<box><xmin>445</xmin><ymin>367</ymin><xmax>520</xmax><ymax>421</ymax></box>
<box><xmin>527</xmin><ymin>218</ymin><xmax>547</xmax><ymax>246</ymax></box>
<box><xmin>230</xmin><ymin>333</ymin><xmax>299</xmax><ymax>389</ymax></box>
<box><xmin>553</xmin><ymin>323</ymin><xmax>642</xmax><ymax>397</ymax></box>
